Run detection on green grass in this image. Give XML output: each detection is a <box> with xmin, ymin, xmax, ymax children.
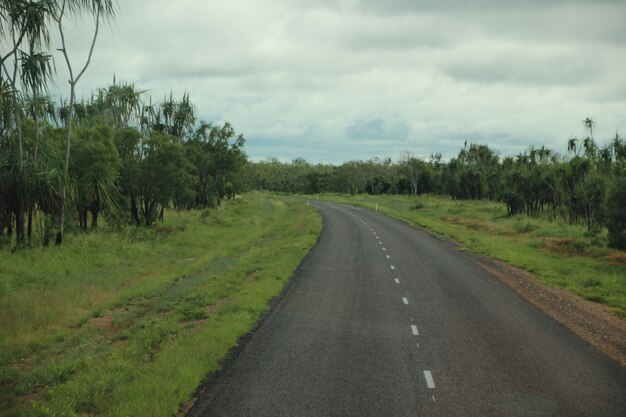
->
<box><xmin>0</xmin><ymin>194</ymin><xmax>321</xmax><ymax>417</ymax></box>
<box><xmin>318</xmin><ymin>193</ymin><xmax>626</xmax><ymax>317</ymax></box>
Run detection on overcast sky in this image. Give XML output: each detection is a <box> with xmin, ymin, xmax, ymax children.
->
<box><xmin>53</xmin><ymin>0</ymin><xmax>626</xmax><ymax>163</ymax></box>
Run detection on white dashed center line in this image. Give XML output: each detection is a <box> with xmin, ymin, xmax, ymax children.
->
<box><xmin>382</xmin><ymin>247</ymin><xmax>386</xmax><ymax>251</ymax></box>
<box><xmin>411</xmin><ymin>325</ymin><xmax>419</xmax><ymax>335</ymax></box>
<box><xmin>394</xmin><ymin>278</ymin><xmax>400</xmax><ymax>284</ymax></box>
<box><xmin>386</xmin><ymin>255</ymin><xmax>390</xmax><ymax>259</ymax></box>
<box><xmin>390</xmin><ymin>265</ymin><xmax>395</xmax><ymax>270</ymax></box>
<box><xmin>424</xmin><ymin>371</ymin><xmax>436</xmax><ymax>389</ymax></box>
<box><xmin>402</xmin><ymin>297</ymin><xmax>409</xmax><ymax>304</ymax></box>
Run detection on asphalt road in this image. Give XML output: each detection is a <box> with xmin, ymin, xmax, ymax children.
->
<box><xmin>188</xmin><ymin>202</ymin><xmax>626</xmax><ymax>417</ymax></box>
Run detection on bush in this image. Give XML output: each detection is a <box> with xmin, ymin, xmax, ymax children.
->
<box><xmin>606</xmin><ymin>176</ymin><xmax>626</xmax><ymax>250</ymax></box>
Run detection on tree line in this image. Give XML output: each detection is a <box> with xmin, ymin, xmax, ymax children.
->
<box><xmin>245</xmin><ymin>122</ymin><xmax>626</xmax><ymax>249</ymax></box>
<box><xmin>1</xmin><ymin>1</ymin><xmax>247</xmax><ymax>249</ymax></box>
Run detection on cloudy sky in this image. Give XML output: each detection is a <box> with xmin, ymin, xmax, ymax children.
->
<box><xmin>54</xmin><ymin>0</ymin><xmax>626</xmax><ymax>163</ymax></box>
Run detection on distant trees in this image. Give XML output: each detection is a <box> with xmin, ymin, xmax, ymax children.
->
<box><xmin>400</xmin><ymin>152</ymin><xmax>430</xmax><ymax>196</ymax></box>
<box><xmin>245</xmin><ymin>119</ymin><xmax>626</xmax><ymax>249</ymax></box>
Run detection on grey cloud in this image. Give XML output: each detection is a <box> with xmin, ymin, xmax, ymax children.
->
<box><xmin>347</xmin><ymin>0</ymin><xmax>624</xmax><ymax>14</ymax></box>
<box><xmin>161</xmin><ymin>65</ymin><xmax>260</xmax><ymax>80</ymax></box>
<box><xmin>341</xmin><ymin>16</ymin><xmax>457</xmax><ymax>51</ymax></box>
<box><xmin>444</xmin><ymin>52</ymin><xmax>597</xmax><ymax>86</ymax></box>
<box><xmin>345</xmin><ymin>118</ymin><xmax>409</xmax><ymax>142</ymax></box>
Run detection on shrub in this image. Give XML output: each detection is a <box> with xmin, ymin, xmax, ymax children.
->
<box><xmin>606</xmin><ymin>176</ymin><xmax>626</xmax><ymax>250</ymax></box>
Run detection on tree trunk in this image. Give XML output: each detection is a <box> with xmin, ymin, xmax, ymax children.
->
<box><xmin>57</xmin><ymin>84</ymin><xmax>75</xmax><ymax>244</ymax></box>
<box><xmin>43</xmin><ymin>220</ymin><xmax>52</xmax><ymax>247</ymax></box>
<box><xmin>130</xmin><ymin>196</ymin><xmax>141</xmax><ymax>226</ymax></box>
<box><xmin>27</xmin><ymin>209</ymin><xmax>33</xmax><ymax>244</ymax></box>
<box><xmin>15</xmin><ymin>202</ymin><xmax>25</xmax><ymax>245</ymax></box>
<box><xmin>55</xmin><ymin>203</ymin><xmax>64</xmax><ymax>245</ymax></box>
<box><xmin>145</xmin><ymin>200</ymin><xmax>158</xmax><ymax>226</ymax></box>
<box><xmin>80</xmin><ymin>208</ymin><xmax>89</xmax><ymax>231</ymax></box>
<box><xmin>91</xmin><ymin>203</ymin><xmax>99</xmax><ymax>230</ymax></box>
<box><xmin>33</xmin><ymin>88</ymin><xmax>40</xmax><ymax>160</ymax></box>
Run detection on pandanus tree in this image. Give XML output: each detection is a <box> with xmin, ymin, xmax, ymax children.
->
<box><xmin>100</xmin><ymin>78</ymin><xmax>145</xmax><ymax>129</ymax></box>
<box><xmin>19</xmin><ymin>43</ymin><xmax>54</xmax><ymax>241</ymax></box>
<box><xmin>141</xmin><ymin>92</ymin><xmax>196</xmax><ymax>140</ymax></box>
<box><xmin>0</xmin><ymin>0</ymin><xmax>54</xmax><ymax>246</ymax></box>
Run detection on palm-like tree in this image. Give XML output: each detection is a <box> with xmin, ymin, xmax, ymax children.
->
<box><xmin>100</xmin><ymin>78</ymin><xmax>145</xmax><ymax>128</ymax></box>
<box><xmin>582</xmin><ymin>116</ymin><xmax>596</xmax><ymax>139</ymax></box>
<box><xmin>0</xmin><ymin>0</ymin><xmax>54</xmax><ymax>246</ymax></box>
<box><xmin>20</xmin><ymin>47</ymin><xmax>54</xmax><ymax>160</ymax></box>
<box><xmin>567</xmin><ymin>136</ymin><xmax>580</xmax><ymax>157</ymax></box>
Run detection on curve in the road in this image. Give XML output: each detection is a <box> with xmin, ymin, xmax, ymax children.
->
<box><xmin>188</xmin><ymin>202</ymin><xmax>626</xmax><ymax>417</ymax></box>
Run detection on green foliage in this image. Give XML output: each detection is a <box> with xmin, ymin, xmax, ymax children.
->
<box><xmin>184</xmin><ymin>121</ymin><xmax>247</xmax><ymax>208</ymax></box>
<box><xmin>135</xmin><ymin>131</ymin><xmax>195</xmax><ymax>225</ymax></box>
<box><xmin>71</xmin><ymin>124</ymin><xmax>120</xmax><ymax>230</ymax></box>
<box><xmin>606</xmin><ymin>176</ymin><xmax>626</xmax><ymax>249</ymax></box>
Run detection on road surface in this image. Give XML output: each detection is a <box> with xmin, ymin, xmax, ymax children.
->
<box><xmin>188</xmin><ymin>202</ymin><xmax>626</xmax><ymax>417</ymax></box>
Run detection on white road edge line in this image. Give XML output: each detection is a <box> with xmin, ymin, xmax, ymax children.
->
<box><xmin>411</xmin><ymin>325</ymin><xmax>419</xmax><ymax>335</ymax></box>
<box><xmin>402</xmin><ymin>297</ymin><xmax>409</xmax><ymax>304</ymax></box>
<box><xmin>424</xmin><ymin>371</ymin><xmax>435</xmax><ymax>389</ymax></box>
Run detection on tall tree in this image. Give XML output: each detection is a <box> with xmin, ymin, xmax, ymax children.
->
<box><xmin>53</xmin><ymin>0</ymin><xmax>116</xmax><ymax>244</ymax></box>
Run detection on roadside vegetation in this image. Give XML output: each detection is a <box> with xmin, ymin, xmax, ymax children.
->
<box><xmin>1</xmin><ymin>1</ymin><xmax>247</xmax><ymax>250</ymax></box>
<box><xmin>319</xmin><ymin>194</ymin><xmax>625</xmax><ymax>317</ymax></box>
<box><xmin>247</xmin><ymin>122</ymin><xmax>626</xmax><ymax>250</ymax></box>
<box><xmin>0</xmin><ymin>194</ymin><xmax>321</xmax><ymax>417</ymax></box>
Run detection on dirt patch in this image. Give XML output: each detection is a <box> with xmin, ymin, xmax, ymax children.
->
<box><xmin>207</xmin><ymin>299</ymin><xmax>228</xmax><ymax>314</ymax></box>
<box><xmin>606</xmin><ymin>252</ymin><xmax>626</xmax><ymax>267</ymax></box>
<box><xmin>88</xmin><ymin>315</ymin><xmax>113</xmax><ymax>329</ymax></box>
<box><xmin>543</xmin><ymin>237</ymin><xmax>592</xmax><ymax>257</ymax></box>
<box><xmin>176</xmin><ymin>397</ymin><xmax>198</xmax><ymax>417</ymax></box>
<box><xmin>472</xmin><ymin>253</ymin><xmax>626</xmax><ymax>367</ymax></box>
<box><xmin>154</xmin><ymin>224</ymin><xmax>175</xmax><ymax>235</ymax></box>
<box><xmin>14</xmin><ymin>387</ymin><xmax>45</xmax><ymax>406</ymax></box>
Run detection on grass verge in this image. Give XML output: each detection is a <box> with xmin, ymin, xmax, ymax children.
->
<box><xmin>0</xmin><ymin>194</ymin><xmax>321</xmax><ymax>417</ymax></box>
<box><xmin>318</xmin><ymin>193</ymin><xmax>625</xmax><ymax>317</ymax></box>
